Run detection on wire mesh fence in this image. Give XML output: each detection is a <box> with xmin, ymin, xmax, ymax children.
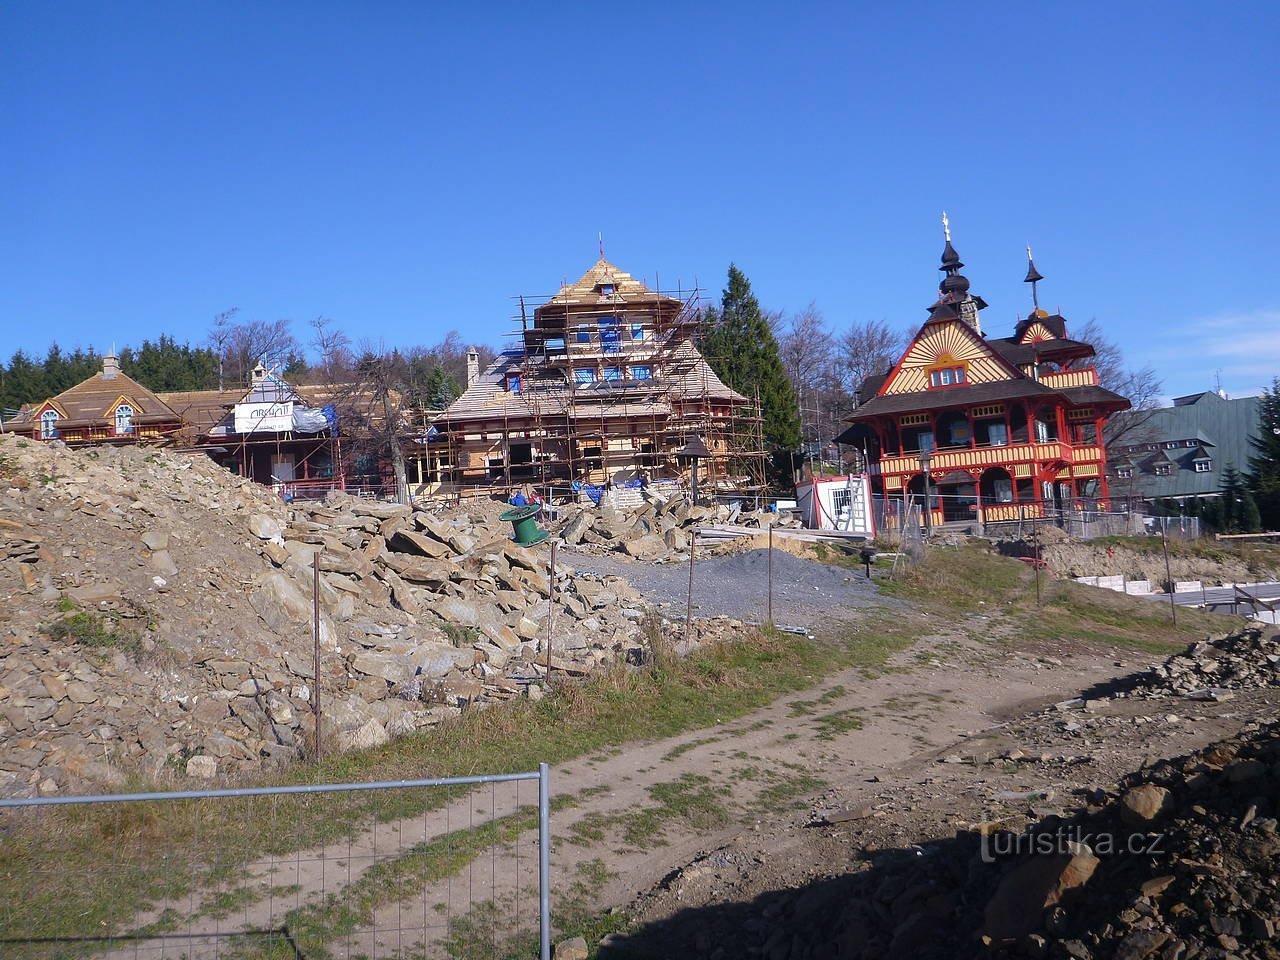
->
<box><xmin>0</xmin><ymin>768</ymin><xmax>551</xmax><ymax>960</ymax></box>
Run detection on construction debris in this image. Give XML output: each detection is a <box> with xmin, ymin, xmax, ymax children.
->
<box><xmin>0</xmin><ymin>435</ymin><xmax>747</xmax><ymax>796</ymax></box>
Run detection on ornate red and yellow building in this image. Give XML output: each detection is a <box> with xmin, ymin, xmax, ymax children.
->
<box><xmin>840</xmin><ymin>232</ymin><xmax>1129</xmax><ymax>527</ymax></box>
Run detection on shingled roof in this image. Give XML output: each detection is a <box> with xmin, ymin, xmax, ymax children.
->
<box><xmin>9</xmin><ymin>367</ymin><xmax>180</xmax><ymax>430</ymax></box>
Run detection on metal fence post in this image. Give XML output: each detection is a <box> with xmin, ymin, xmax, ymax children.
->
<box><xmin>538</xmin><ymin>761</ymin><xmax>552</xmax><ymax>960</ymax></box>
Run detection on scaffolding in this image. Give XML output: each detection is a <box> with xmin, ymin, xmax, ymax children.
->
<box><xmin>426</xmin><ymin>264</ymin><xmax>768</xmax><ymax>503</ymax></box>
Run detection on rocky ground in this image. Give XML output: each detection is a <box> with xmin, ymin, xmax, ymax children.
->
<box><xmin>599</xmin><ymin>628</ymin><xmax>1280</xmax><ymax>960</ymax></box>
<box><xmin>0</xmin><ymin>435</ymin><xmax>761</xmax><ymax>796</ymax></box>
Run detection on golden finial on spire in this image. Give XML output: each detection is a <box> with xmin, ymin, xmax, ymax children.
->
<box><xmin>941</xmin><ymin>210</ymin><xmax>951</xmax><ymax>242</ymax></box>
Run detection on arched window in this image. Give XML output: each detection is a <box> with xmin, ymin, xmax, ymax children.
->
<box><xmin>115</xmin><ymin>404</ymin><xmax>134</xmax><ymax>435</ymax></box>
<box><xmin>40</xmin><ymin>410</ymin><xmax>59</xmax><ymax>440</ymax></box>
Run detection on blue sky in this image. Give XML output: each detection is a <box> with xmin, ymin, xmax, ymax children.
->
<box><xmin>3</xmin><ymin>2</ymin><xmax>1277</xmax><ymax>398</ymax></box>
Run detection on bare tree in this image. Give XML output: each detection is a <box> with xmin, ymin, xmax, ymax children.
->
<box><xmin>778</xmin><ymin>303</ymin><xmax>841</xmax><ymax>465</ymax></box>
<box><xmin>330</xmin><ymin>343</ymin><xmax>412</xmax><ymax>505</ymax></box>
<box><xmin>1074</xmin><ymin>318</ymin><xmax>1163</xmax><ymax>447</ymax></box>
<box><xmin>837</xmin><ymin>319</ymin><xmax>907</xmax><ymax>403</ymax></box>
<box><xmin>208</xmin><ymin>307</ymin><xmax>240</xmax><ymax>391</ymax></box>
<box><xmin>309</xmin><ymin>316</ymin><xmax>353</xmax><ymax>387</ymax></box>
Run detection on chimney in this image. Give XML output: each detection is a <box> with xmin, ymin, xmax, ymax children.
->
<box><xmin>251</xmin><ymin>361</ymin><xmax>268</xmax><ymax>385</ymax></box>
<box><xmin>102</xmin><ymin>351</ymin><xmax>120</xmax><ymax>380</ymax></box>
<box><xmin>466</xmin><ymin>349</ymin><xmax>480</xmax><ymax>387</ymax></box>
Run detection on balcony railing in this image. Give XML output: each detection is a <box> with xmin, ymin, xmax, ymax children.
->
<box><xmin>877</xmin><ymin>440</ymin><xmax>1070</xmax><ymax>475</ymax></box>
<box><xmin>1039</xmin><ymin>367</ymin><xmax>1100</xmax><ymax>389</ymax></box>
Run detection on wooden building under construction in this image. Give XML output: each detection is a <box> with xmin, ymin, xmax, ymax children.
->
<box><xmin>429</xmin><ymin>258</ymin><xmax>765</xmax><ymax>497</ymax></box>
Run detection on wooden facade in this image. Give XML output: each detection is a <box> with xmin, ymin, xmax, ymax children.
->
<box><xmin>840</xmin><ymin>240</ymin><xmax>1129</xmax><ymax>527</ymax></box>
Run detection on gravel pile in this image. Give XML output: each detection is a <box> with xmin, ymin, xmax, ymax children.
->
<box><xmin>565</xmin><ymin>548</ymin><xmax>883</xmax><ymax>629</ymax></box>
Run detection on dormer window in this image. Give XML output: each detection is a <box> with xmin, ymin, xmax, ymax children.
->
<box><xmin>928</xmin><ymin>365</ymin><xmax>967</xmax><ymax>388</ymax></box>
<box><xmin>1154</xmin><ymin>463</ymin><xmax>1173</xmax><ymax>477</ymax></box>
<box><xmin>506</xmin><ymin>375</ymin><xmax>522</xmax><ymax>394</ymax></box>
<box><xmin>599</xmin><ymin>283</ymin><xmax>616</xmax><ymax>296</ymax></box>
<box><xmin>115</xmin><ymin>403</ymin><xmax>134</xmax><ymax>435</ymax></box>
<box><xmin>1116</xmin><ymin>465</ymin><xmax>1133</xmax><ymax>479</ymax></box>
<box><xmin>40</xmin><ymin>409</ymin><xmax>59</xmax><ymax>440</ymax></box>
<box><xmin>1193</xmin><ymin>458</ymin><xmax>1212</xmax><ymax>473</ymax></box>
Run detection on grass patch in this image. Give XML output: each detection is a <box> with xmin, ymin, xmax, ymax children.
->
<box><xmin>41</xmin><ymin>611</ymin><xmax>145</xmax><ymax>658</ymax></box>
<box><xmin>567</xmin><ymin>774</ymin><xmax>732</xmax><ymax>852</ymax></box>
<box><xmin>878</xmin><ymin>542</ymin><xmax>1244</xmax><ymax>653</ymax></box>
<box><xmin>749</xmin><ymin>773</ymin><xmax>827</xmax><ymax>815</ymax></box>
<box><xmin>661</xmin><ymin>736</ymin><xmax>720</xmax><ymax>762</ymax></box>
<box><xmin>811</xmin><ymin>708</ymin><xmax>864</xmax><ymax>740</ymax></box>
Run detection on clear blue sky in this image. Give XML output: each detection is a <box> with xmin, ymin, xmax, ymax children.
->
<box><xmin>3</xmin><ymin>2</ymin><xmax>1277</xmax><ymax>398</ymax></box>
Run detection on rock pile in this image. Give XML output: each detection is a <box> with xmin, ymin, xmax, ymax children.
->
<box><xmin>1128</xmin><ymin>628</ymin><xmax>1280</xmax><ymax>700</ymax></box>
<box><xmin>558</xmin><ymin>490</ymin><xmax>797</xmax><ymax>561</ymax></box>
<box><xmin>0</xmin><ymin>435</ymin><xmax>707</xmax><ymax>796</ymax></box>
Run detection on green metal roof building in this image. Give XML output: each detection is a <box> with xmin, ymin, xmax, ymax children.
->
<box><xmin>1107</xmin><ymin>391</ymin><xmax>1262</xmax><ymax>502</ymax></box>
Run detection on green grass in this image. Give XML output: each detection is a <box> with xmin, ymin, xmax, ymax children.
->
<box><xmin>877</xmin><ymin>542</ymin><xmax>1243</xmax><ymax>653</ymax></box>
<box><xmin>41</xmin><ymin>611</ymin><xmax>145</xmax><ymax>658</ymax></box>
<box><xmin>811</xmin><ymin>708</ymin><xmax>864</xmax><ymax>740</ymax></box>
<box><xmin>567</xmin><ymin>774</ymin><xmax>732</xmax><ymax>852</ymax></box>
<box><xmin>661</xmin><ymin>736</ymin><xmax>720</xmax><ymax>762</ymax></box>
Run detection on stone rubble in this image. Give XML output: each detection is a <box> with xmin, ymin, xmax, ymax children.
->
<box><xmin>0</xmin><ymin>435</ymin><xmax>733</xmax><ymax>797</ymax></box>
<box><xmin>556</xmin><ymin>487</ymin><xmax>800</xmax><ymax>562</ymax></box>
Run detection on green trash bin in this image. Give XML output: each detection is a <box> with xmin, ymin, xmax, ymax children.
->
<box><xmin>499</xmin><ymin>503</ymin><xmax>549</xmax><ymax>546</ymax></box>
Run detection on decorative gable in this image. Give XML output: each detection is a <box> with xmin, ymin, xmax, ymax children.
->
<box><xmin>104</xmin><ymin>395</ymin><xmax>142</xmax><ymax>416</ymax></box>
<box><xmin>880</xmin><ymin>320</ymin><xmax>1020</xmax><ymax>396</ymax></box>
<box><xmin>1019</xmin><ymin>321</ymin><xmax>1057</xmax><ymax>344</ymax></box>
<box><xmin>34</xmin><ymin>399</ymin><xmax>68</xmax><ymax>419</ymax></box>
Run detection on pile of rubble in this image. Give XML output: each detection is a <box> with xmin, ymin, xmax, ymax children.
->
<box><xmin>0</xmin><ymin>435</ymin><xmax>729</xmax><ymax>796</ymax></box>
<box><xmin>558</xmin><ymin>491</ymin><xmax>799</xmax><ymax>561</ymax></box>
<box><xmin>611</xmin><ymin>721</ymin><xmax>1280</xmax><ymax>960</ymax></box>
<box><xmin>1124</xmin><ymin>628</ymin><xmax>1280</xmax><ymax>700</ymax></box>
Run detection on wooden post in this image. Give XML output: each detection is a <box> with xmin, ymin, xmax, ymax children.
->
<box><xmin>1162</xmin><ymin>522</ymin><xmax>1177</xmax><ymax>626</ymax></box>
<box><xmin>766</xmin><ymin>522</ymin><xmax>774</xmax><ymax>626</ymax></box>
<box><xmin>546</xmin><ymin>540</ymin><xmax>557</xmax><ymax>680</ymax></box>
<box><xmin>312</xmin><ymin>548</ymin><xmax>322</xmax><ymax>763</ymax></box>
<box><xmin>685</xmin><ymin>527</ymin><xmax>696</xmax><ymax>645</ymax></box>
<box><xmin>1032</xmin><ymin>517</ymin><xmax>1042</xmax><ymax>607</ymax></box>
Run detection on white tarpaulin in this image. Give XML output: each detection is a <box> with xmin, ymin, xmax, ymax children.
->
<box><xmin>234</xmin><ymin>400</ymin><xmax>294</xmax><ymax>434</ymax></box>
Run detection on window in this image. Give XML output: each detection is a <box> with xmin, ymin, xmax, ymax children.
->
<box><xmin>990</xmin><ymin>476</ymin><xmax>1014</xmax><ymax>503</ymax></box>
<box><xmin>631</xmin><ymin>365</ymin><xmax>652</xmax><ymax>381</ymax></box>
<box><xmin>1035</xmin><ymin>419</ymin><xmax>1051</xmax><ymax>443</ymax></box>
<box><xmin>576</xmin><ymin>325</ymin><xmax>592</xmax><ymax>344</ymax></box>
<box><xmin>1116</xmin><ymin>466</ymin><xmax>1133</xmax><ymax>479</ymax></box>
<box><xmin>1185</xmin><ymin>439</ymin><xmax>1198</xmax><ymax>448</ymax></box>
<box><xmin>631</xmin><ymin>323</ymin><xmax>645</xmax><ymax>341</ymax></box>
<box><xmin>599</xmin><ymin>284</ymin><xmax>615</xmax><ymax>296</ymax></box>
<box><xmin>602</xmin><ymin>366</ymin><xmax>622</xmax><ymax>381</ymax></box>
<box><xmin>928</xmin><ymin>366</ymin><xmax>967</xmax><ymax>388</ymax></box>
<box><xmin>1194</xmin><ymin>459</ymin><xmax>1212</xmax><ymax>473</ymax></box>
<box><xmin>574</xmin><ymin>368</ymin><xmax>597</xmax><ymax>385</ymax></box>
<box><xmin>1164</xmin><ymin>441</ymin><xmax>1180</xmax><ymax>449</ymax></box>
<box><xmin>1154</xmin><ymin>463</ymin><xmax>1173</xmax><ymax>476</ymax></box>
<box><xmin>984</xmin><ymin>421</ymin><xmax>1008</xmax><ymax>447</ymax></box>
<box><xmin>599</xmin><ymin>319</ymin><xmax>621</xmax><ymax>354</ymax></box>
<box><xmin>40</xmin><ymin>409</ymin><xmax>59</xmax><ymax>440</ymax></box>
<box><xmin>831</xmin><ymin>487</ymin><xmax>852</xmax><ymax>519</ymax></box>
<box><xmin>114</xmin><ymin>403</ymin><xmax>134</xmax><ymax>435</ymax></box>
<box><xmin>506</xmin><ymin>375</ymin><xmax>522</xmax><ymax>394</ymax></box>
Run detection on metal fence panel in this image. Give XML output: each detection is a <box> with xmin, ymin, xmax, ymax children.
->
<box><xmin>0</xmin><ymin>766</ymin><xmax>551</xmax><ymax>960</ymax></box>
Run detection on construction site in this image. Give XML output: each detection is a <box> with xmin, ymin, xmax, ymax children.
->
<box><xmin>425</xmin><ymin>258</ymin><xmax>768</xmax><ymax>503</ymax></box>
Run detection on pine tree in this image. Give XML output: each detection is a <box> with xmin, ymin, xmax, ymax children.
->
<box><xmin>1220</xmin><ymin>464</ymin><xmax>1247</xmax><ymax>532</ymax></box>
<box><xmin>1242</xmin><ymin>492</ymin><xmax>1262</xmax><ymax>533</ymax></box>
<box><xmin>0</xmin><ymin>351</ymin><xmax>49</xmax><ymax>412</ymax></box>
<box><xmin>701</xmin><ymin>265</ymin><xmax>802</xmax><ymax>489</ymax></box>
<box><xmin>1247</xmin><ymin>378</ymin><xmax>1280</xmax><ymax>530</ymax></box>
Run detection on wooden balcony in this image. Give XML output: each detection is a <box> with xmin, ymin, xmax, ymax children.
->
<box><xmin>877</xmin><ymin>441</ymin><xmax>1066</xmax><ymax>476</ymax></box>
<box><xmin>1039</xmin><ymin>368</ymin><xmax>1099</xmax><ymax>389</ymax></box>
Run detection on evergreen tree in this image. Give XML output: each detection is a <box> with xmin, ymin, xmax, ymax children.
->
<box><xmin>1198</xmin><ymin>495</ymin><xmax>1223</xmax><ymax>533</ymax></box>
<box><xmin>1220</xmin><ymin>464</ymin><xmax>1248</xmax><ymax>532</ymax></box>
<box><xmin>0</xmin><ymin>351</ymin><xmax>49</xmax><ymax>413</ymax></box>
<box><xmin>1242</xmin><ymin>492</ymin><xmax>1262</xmax><ymax>533</ymax></box>
<box><xmin>701</xmin><ymin>265</ymin><xmax>802</xmax><ymax>490</ymax></box>
<box><xmin>1247</xmin><ymin>378</ymin><xmax>1280</xmax><ymax>530</ymax></box>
